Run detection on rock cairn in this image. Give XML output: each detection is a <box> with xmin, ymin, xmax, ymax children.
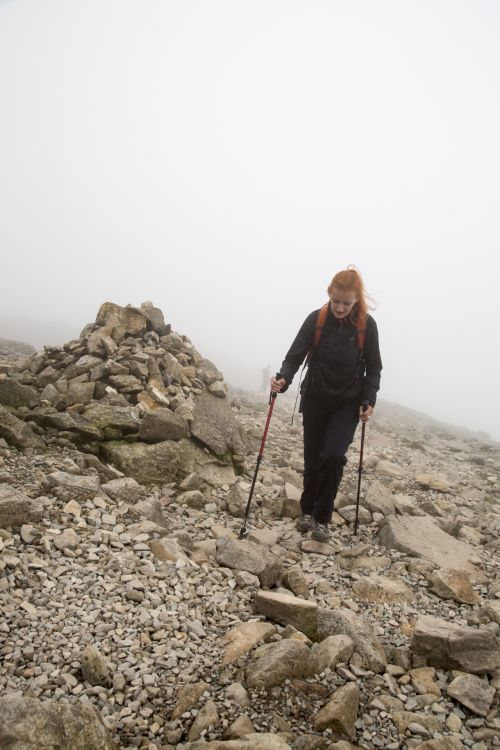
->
<box><xmin>0</xmin><ymin>332</ymin><xmax>499</xmax><ymax>749</ymax></box>
<box><xmin>0</xmin><ymin>302</ymin><xmax>245</xmax><ymax>484</ymax></box>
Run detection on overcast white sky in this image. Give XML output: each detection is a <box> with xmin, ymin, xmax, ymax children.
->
<box><xmin>1</xmin><ymin>0</ymin><xmax>499</xmax><ymax>439</ymax></box>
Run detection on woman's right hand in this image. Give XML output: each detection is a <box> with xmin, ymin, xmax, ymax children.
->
<box><xmin>270</xmin><ymin>376</ymin><xmax>286</xmax><ymax>393</ymax></box>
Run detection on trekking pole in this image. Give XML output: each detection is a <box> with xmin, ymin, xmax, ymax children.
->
<box><xmin>239</xmin><ymin>391</ymin><xmax>278</xmax><ymax>539</ymax></box>
<box><xmin>354</xmin><ymin>403</ymin><xmax>369</xmax><ymax>535</ymax></box>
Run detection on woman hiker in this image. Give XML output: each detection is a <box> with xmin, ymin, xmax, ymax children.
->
<box><xmin>270</xmin><ymin>267</ymin><xmax>382</xmax><ymax>543</ymax></box>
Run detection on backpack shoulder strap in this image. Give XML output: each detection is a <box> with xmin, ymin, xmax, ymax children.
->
<box><xmin>313</xmin><ymin>303</ymin><xmax>329</xmax><ymax>349</ymax></box>
<box><xmin>356</xmin><ymin>311</ymin><xmax>367</xmax><ymax>352</ymax></box>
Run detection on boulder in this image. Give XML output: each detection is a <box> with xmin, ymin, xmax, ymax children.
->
<box><xmin>338</xmin><ymin>505</ymin><xmax>372</xmax><ymax>525</ymax></box>
<box><xmin>447</xmin><ymin>673</ymin><xmax>495</xmax><ymax>716</ymax></box>
<box><xmin>103</xmin><ymin>438</ymin><xmax>235</xmax><ymax>486</ymax></box>
<box><xmin>183</xmin><ymin>735</ymin><xmax>292</xmax><ymax>749</ymax></box>
<box><xmin>378</xmin><ymin>515</ymin><xmax>487</xmax><ymax>583</ymax></box>
<box><xmin>0</xmin><ymin>485</ymin><xmax>43</xmax><ymax>529</ymax></box>
<box><xmin>253</xmin><ymin>591</ymin><xmax>318</xmax><ymax>640</ymax></box>
<box><xmin>317</xmin><ymin>608</ymin><xmax>387</xmax><ymax>673</ymax></box>
<box><xmin>83</xmin><ymin>403</ymin><xmax>140</xmax><ymax>433</ymax></box>
<box><xmin>428</xmin><ymin>567</ymin><xmax>481</xmax><ymax>605</ymax></box>
<box><xmin>95</xmin><ymin>302</ymin><xmax>148</xmax><ymax>334</ymax></box>
<box><xmin>313</xmin><ymin>683</ymin><xmax>360</xmax><ymax>739</ymax></box>
<box><xmin>352</xmin><ymin>574</ymin><xmax>414</xmax><ymax>604</ymax></box>
<box><xmin>171</xmin><ymin>681</ymin><xmax>210</xmax><ymax>720</ymax></box>
<box><xmin>45</xmin><ymin>471</ymin><xmax>100</xmax><ymax>502</ymax></box>
<box><xmin>409</xmin><ymin>739</ymin><xmax>463</xmax><ymax>750</ymax></box>
<box><xmin>141</xmin><ymin>301</ymin><xmax>169</xmax><ymax>336</ymax></box>
<box><xmin>411</xmin><ymin>615</ymin><xmax>500</xmax><ymax>674</ymax></box>
<box><xmin>282</xmin><ymin>566</ymin><xmax>309</xmax><ymax>599</ymax></box>
<box><xmin>187</xmin><ymin>700</ymin><xmax>220</xmax><ymax>741</ymax></box>
<box><xmin>67</xmin><ymin>381</ymin><xmax>95</xmax><ymax>406</ymax></box>
<box><xmin>139</xmin><ymin>408</ymin><xmax>188</xmax><ymax>442</ymax></box>
<box><xmin>220</xmin><ymin>620</ymin><xmax>276</xmax><ymax>665</ymax></box>
<box><xmin>309</xmin><ymin>635</ymin><xmax>354</xmax><ymax>675</ymax></box>
<box><xmin>101</xmin><ymin>477</ymin><xmax>143</xmax><ymax>502</ymax></box>
<box><xmin>362</xmin><ymin>481</ymin><xmax>397</xmax><ymax>516</ymax></box>
<box><xmin>0</xmin><ymin>695</ymin><xmax>114</xmax><ymax>750</ymax></box>
<box><xmin>0</xmin><ymin>378</ymin><xmax>39</xmax><ymax>408</ymax></box>
<box><xmin>0</xmin><ymin>404</ymin><xmax>45</xmax><ymax>450</ymax></box>
<box><xmin>224</xmin><ymin>483</ymin><xmax>248</xmax><ymax>518</ymax></box>
<box><xmin>190</xmin><ymin>390</ymin><xmax>244</xmax><ymax>461</ymax></box>
<box><xmin>216</xmin><ymin>537</ymin><xmax>282</xmax><ymax>588</ymax></box>
<box><xmin>245</xmin><ymin>639</ymin><xmax>311</xmax><ymax>688</ymax></box>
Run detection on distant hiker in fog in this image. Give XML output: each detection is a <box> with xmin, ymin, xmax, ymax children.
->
<box><xmin>271</xmin><ymin>267</ymin><xmax>382</xmax><ymax>542</ymax></box>
<box><xmin>259</xmin><ymin>365</ymin><xmax>271</xmax><ymax>393</ymax></box>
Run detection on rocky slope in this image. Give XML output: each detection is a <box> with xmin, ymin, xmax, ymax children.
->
<box><xmin>0</xmin><ymin>316</ymin><xmax>499</xmax><ymax>750</ymax></box>
<box><xmin>0</xmin><ymin>336</ymin><xmax>36</xmax><ymax>362</ymax></box>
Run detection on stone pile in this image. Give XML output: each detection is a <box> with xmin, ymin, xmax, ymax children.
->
<box><xmin>0</xmin><ymin>364</ymin><xmax>499</xmax><ymax>748</ymax></box>
<box><xmin>0</xmin><ymin>302</ymin><xmax>245</xmax><ymax>484</ymax></box>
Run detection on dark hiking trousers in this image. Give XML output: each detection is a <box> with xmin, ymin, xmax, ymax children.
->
<box><xmin>300</xmin><ymin>399</ymin><xmax>359</xmax><ymax>524</ymax></box>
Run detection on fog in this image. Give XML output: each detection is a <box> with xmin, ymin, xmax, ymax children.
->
<box><xmin>1</xmin><ymin>1</ymin><xmax>499</xmax><ymax>439</ymax></box>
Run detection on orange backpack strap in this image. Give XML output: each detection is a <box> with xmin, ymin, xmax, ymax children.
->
<box><xmin>356</xmin><ymin>311</ymin><xmax>367</xmax><ymax>352</ymax></box>
<box><xmin>313</xmin><ymin>303</ymin><xmax>329</xmax><ymax>349</ymax></box>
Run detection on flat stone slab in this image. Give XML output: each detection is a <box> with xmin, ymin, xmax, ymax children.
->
<box><xmin>447</xmin><ymin>673</ymin><xmax>495</xmax><ymax>716</ymax></box>
<box><xmin>253</xmin><ymin>590</ymin><xmax>318</xmax><ymax>640</ymax></box>
<box><xmin>219</xmin><ymin>620</ymin><xmax>276</xmax><ymax>665</ymax></box>
<box><xmin>378</xmin><ymin>515</ymin><xmax>488</xmax><ymax>583</ymax></box>
<box><xmin>411</xmin><ymin>615</ymin><xmax>500</xmax><ymax>674</ymax></box>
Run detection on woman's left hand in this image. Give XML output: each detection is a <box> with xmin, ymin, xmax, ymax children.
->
<box><xmin>359</xmin><ymin>404</ymin><xmax>374</xmax><ymax>422</ymax></box>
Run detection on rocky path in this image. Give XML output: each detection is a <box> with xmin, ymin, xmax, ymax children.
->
<box><xmin>0</xmin><ymin>390</ymin><xmax>499</xmax><ymax>750</ymax></box>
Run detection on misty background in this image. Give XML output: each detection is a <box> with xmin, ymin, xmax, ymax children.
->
<box><xmin>1</xmin><ymin>1</ymin><xmax>499</xmax><ymax>439</ymax></box>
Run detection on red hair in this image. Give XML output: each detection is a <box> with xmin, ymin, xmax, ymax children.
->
<box><xmin>327</xmin><ymin>266</ymin><xmax>374</xmax><ymax>323</ymax></box>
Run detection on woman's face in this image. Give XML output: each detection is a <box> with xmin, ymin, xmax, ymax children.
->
<box><xmin>329</xmin><ymin>286</ymin><xmax>357</xmax><ymax>319</ymax></box>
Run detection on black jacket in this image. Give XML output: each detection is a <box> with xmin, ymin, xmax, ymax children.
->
<box><xmin>278</xmin><ymin>306</ymin><xmax>382</xmax><ymax>409</ymax></box>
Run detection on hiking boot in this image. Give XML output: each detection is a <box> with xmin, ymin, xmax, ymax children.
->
<box><xmin>311</xmin><ymin>522</ymin><xmax>331</xmax><ymax>543</ymax></box>
<box><xmin>295</xmin><ymin>514</ymin><xmax>314</xmax><ymax>533</ymax></box>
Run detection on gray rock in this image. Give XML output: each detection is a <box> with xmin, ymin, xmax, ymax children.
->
<box><xmin>0</xmin><ymin>404</ymin><xmax>45</xmax><ymax>449</ymax></box>
<box><xmin>184</xmin><ymin>735</ymin><xmax>292</xmax><ymax>749</ymax></box>
<box><xmin>223</xmin><ymin>483</ymin><xmax>248</xmax><ymax>517</ymax></box>
<box><xmin>338</xmin><ymin>504</ymin><xmax>372</xmax><ymax>525</ymax></box>
<box><xmin>245</xmin><ymin>639</ymin><xmax>311</xmax><ymax>688</ymax></box>
<box><xmin>45</xmin><ymin>471</ymin><xmax>100</xmax><ymax>501</ymax></box>
<box><xmin>95</xmin><ymin>301</ymin><xmax>148</xmax><ymax>334</ymax></box>
<box><xmin>141</xmin><ymin>300</ymin><xmax>169</xmax><ymax>336</ymax></box>
<box><xmin>83</xmin><ymin>403</ymin><xmax>140</xmax><ymax>433</ymax></box>
<box><xmin>447</xmin><ymin>673</ymin><xmax>495</xmax><ymax>716</ymax></box>
<box><xmin>253</xmin><ymin>590</ymin><xmax>318</xmax><ymax>639</ymax></box>
<box><xmin>190</xmin><ymin>390</ymin><xmax>245</xmax><ymax>462</ymax></box>
<box><xmin>378</xmin><ymin>515</ymin><xmax>488</xmax><ymax>583</ymax></box>
<box><xmin>0</xmin><ymin>378</ymin><xmax>39</xmax><ymax>408</ymax></box>
<box><xmin>216</xmin><ymin>537</ymin><xmax>282</xmax><ymax>588</ymax></box>
<box><xmin>411</xmin><ymin>615</ymin><xmax>500</xmax><ymax>674</ymax></box>
<box><xmin>428</xmin><ymin>567</ymin><xmax>481</xmax><ymax>605</ymax></box>
<box><xmin>220</xmin><ymin>621</ymin><xmax>276</xmax><ymax>665</ymax></box>
<box><xmin>102</xmin><ymin>437</ymin><xmax>235</xmax><ymax>486</ymax></box>
<box><xmin>171</xmin><ymin>681</ymin><xmax>211</xmax><ymax>720</ymax></box>
<box><xmin>187</xmin><ymin>699</ymin><xmax>219</xmax><ymax>741</ymax></box>
<box><xmin>67</xmin><ymin>380</ymin><xmax>95</xmax><ymax>406</ymax></box>
<box><xmin>0</xmin><ymin>695</ymin><xmax>114</xmax><ymax>750</ymax></box>
<box><xmin>352</xmin><ymin>574</ymin><xmax>414</xmax><ymax>603</ymax></box>
<box><xmin>81</xmin><ymin>645</ymin><xmax>110</xmax><ymax>686</ymax></box>
<box><xmin>139</xmin><ymin>407</ymin><xmax>188</xmax><ymax>442</ymax></box>
<box><xmin>317</xmin><ymin>608</ymin><xmax>387</xmax><ymax>673</ymax></box>
<box><xmin>101</xmin><ymin>476</ymin><xmax>144</xmax><ymax>502</ymax></box>
<box><xmin>309</xmin><ymin>635</ymin><xmax>354</xmax><ymax>675</ymax></box>
<box><xmin>313</xmin><ymin>682</ymin><xmax>360</xmax><ymax>739</ymax></box>
<box><xmin>0</xmin><ymin>485</ymin><xmax>43</xmax><ymax>529</ymax></box>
